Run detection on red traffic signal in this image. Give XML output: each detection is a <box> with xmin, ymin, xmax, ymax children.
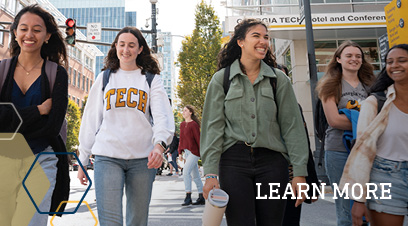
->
<box><xmin>66</xmin><ymin>18</ymin><xmax>75</xmax><ymax>28</ymax></box>
<box><xmin>65</xmin><ymin>18</ymin><xmax>76</xmax><ymax>46</ymax></box>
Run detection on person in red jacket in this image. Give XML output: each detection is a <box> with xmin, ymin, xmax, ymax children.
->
<box><xmin>178</xmin><ymin>105</ymin><xmax>205</xmax><ymax>205</ymax></box>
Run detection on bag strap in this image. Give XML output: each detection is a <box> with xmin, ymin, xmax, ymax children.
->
<box><xmin>372</xmin><ymin>91</ymin><xmax>386</xmax><ymax>114</ymax></box>
<box><xmin>223</xmin><ymin>65</ymin><xmax>277</xmax><ymax>98</ymax></box>
<box><xmin>102</xmin><ymin>69</ymin><xmax>111</xmax><ymax>92</ymax></box>
<box><xmin>0</xmin><ymin>59</ymin><xmax>12</xmax><ymax>95</ymax></box>
<box><xmin>145</xmin><ymin>71</ymin><xmax>155</xmax><ymax>125</ymax></box>
<box><xmin>45</xmin><ymin>60</ymin><xmax>58</xmax><ymax>94</ymax></box>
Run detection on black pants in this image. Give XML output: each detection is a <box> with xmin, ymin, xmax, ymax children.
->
<box><xmin>282</xmin><ymin>194</ymin><xmax>302</xmax><ymax>226</ymax></box>
<box><xmin>219</xmin><ymin>143</ymin><xmax>289</xmax><ymax>226</ymax></box>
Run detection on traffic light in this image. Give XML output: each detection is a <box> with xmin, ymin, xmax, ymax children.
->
<box><xmin>65</xmin><ymin>18</ymin><xmax>76</xmax><ymax>46</ymax></box>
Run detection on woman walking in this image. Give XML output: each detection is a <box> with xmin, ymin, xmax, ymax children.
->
<box><xmin>178</xmin><ymin>105</ymin><xmax>205</xmax><ymax>206</ymax></box>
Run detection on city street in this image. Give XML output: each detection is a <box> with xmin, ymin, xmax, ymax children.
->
<box><xmin>48</xmin><ymin>170</ymin><xmax>407</xmax><ymax>226</ymax></box>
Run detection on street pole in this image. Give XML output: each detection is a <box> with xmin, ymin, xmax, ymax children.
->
<box><xmin>304</xmin><ymin>0</ymin><xmax>328</xmax><ymax>182</ymax></box>
<box><xmin>151</xmin><ymin>0</ymin><xmax>158</xmax><ymax>53</ymax></box>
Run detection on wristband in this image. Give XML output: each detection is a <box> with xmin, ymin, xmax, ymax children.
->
<box><xmin>205</xmin><ymin>175</ymin><xmax>218</xmax><ymax>180</ymax></box>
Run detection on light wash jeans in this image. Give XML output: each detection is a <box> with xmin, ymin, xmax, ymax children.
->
<box><xmin>94</xmin><ymin>155</ymin><xmax>156</xmax><ymax>226</ymax></box>
<box><xmin>183</xmin><ymin>149</ymin><xmax>203</xmax><ymax>193</ymax></box>
<box><xmin>325</xmin><ymin>150</ymin><xmax>352</xmax><ymax>226</ymax></box>
<box><xmin>0</xmin><ymin>146</ymin><xmax>57</xmax><ymax>226</ymax></box>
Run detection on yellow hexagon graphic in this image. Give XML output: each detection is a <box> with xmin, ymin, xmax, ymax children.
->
<box><xmin>50</xmin><ymin>201</ymin><xmax>98</xmax><ymax>226</ymax></box>
<box><xmin>0</xmin><ymin>133</ymin><xmax>49</xmax><ymax>226</ymax></box>
<box><xmin>0</xmin><ymin>103</ymin><xmax>23</xmax><ymax>140</ymax></box>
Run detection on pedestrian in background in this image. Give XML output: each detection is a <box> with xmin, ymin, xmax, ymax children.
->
<box><xmin>178</xmin><ymin>105</ymin><xmax>205</xmax><ymax>206</ymax></box>
<box><xmin>77</xmin><ymin>26</ymin><xmax>174</xmax><ymax>226</ymax></box>
<box><xmin>315</xmin><ymin>40</ymin><xmax>375</xmax><ymax>226</ymax></box>
<box><xmin>341</xmin><ymin>44</ymin><xmax>408</xmax><ymax>226</ymax></box>
<box><xmin>0</xmin><ymin>4</ymin><xmax>69</xmax><ymax>226</ymax></box>
<box><xmin>166</xmin><ymin>132</ymin><xmax>179</xmax><ymax>176</ymax></box>
<box><xmin>201</xmin><ymin>18</ymin><xmax>309</xmax><ymax>226</ymax></box>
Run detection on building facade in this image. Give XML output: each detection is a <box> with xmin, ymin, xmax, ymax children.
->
<box><xmin>48</xmin><ymin>0</ymin><xmax>137</xmax><ymax>76</ymax></box>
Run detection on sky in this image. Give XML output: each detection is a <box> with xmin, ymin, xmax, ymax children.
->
<box><xmin>125</xmin><ymin>0</ymin><xmax>226</xmax><ymax>53</ymax></box>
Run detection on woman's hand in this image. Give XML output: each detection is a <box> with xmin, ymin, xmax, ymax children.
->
<box><xmin>292</xmin><ymin>176</ymin><xmax>307</xmax><ymax>207</ymax></box>
<box><xmin>352</xmin><ymin>201</ymin><xmax>370</xmax><ymax>226</ymax></box>
<box><xmin>147</xmin><ymin>144</ymin><xmax>164</xmax><ymax>169</ymax></box>
<box><xmin>77</xmin><ymin>166</ymin><xmax>89</xmax><ymax>185</ymax></box>
<box><xmin>37</xmin><ymin>98</ymin><xmax>52</xmax><ymax>115</ymax></box>
<box><xmin>203</xmin><ymin>177</ymin><xmax>220</xmax><ymax>199</ymax></box>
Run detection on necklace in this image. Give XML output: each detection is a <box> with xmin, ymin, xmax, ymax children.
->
<box><xmin>17</xmin><ymin>59</ymin><xmax>43</xmax><ymax>75</ymax></box>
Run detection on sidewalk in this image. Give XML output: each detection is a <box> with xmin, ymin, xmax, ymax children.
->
<box><xmin>48</xmin><ymin>170</ymin><xmax>407</xmax><ymax>226</ymax></box>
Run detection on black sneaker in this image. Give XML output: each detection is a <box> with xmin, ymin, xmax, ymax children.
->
<box><xmin>166</xmin><ymin>173</ymin><xmax>173</xmax><ymax>176</ymax></box>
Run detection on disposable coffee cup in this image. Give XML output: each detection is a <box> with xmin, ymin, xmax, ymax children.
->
<box><xmin>202</xmin><ymin>189</ymin><xmax>229</xmax><ymax>226</ymax></box>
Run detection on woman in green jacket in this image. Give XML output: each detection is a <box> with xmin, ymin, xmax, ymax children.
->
<box><xmin>200</xmin><ymin>18</ymin><xmax>309</xmax><ymax>226</ymax></box>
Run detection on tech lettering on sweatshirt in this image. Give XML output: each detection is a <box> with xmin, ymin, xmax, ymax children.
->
<box><xmin>105</xmin><ymin>87</ymin><xmax>148</xmax><ymax>113</ymax></box>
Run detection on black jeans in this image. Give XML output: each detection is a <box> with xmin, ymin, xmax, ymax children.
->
<box><xmin>219</xmin><ymin>143</ymin><xmax>289</xmax><ymax>226</ymax></box>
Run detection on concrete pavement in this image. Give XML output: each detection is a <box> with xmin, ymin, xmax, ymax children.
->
<box><xmin>47</xmin><ymin>170</ymin><xmax>407</xmax><ymax>226</ymax></box>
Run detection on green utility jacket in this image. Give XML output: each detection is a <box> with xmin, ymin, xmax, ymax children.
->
<box><xmin>200</xmin><ymin>59</ymin><xmax>309</xmax><ymax>177</ymax></box>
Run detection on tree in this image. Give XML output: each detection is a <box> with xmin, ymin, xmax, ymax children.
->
<box><xmin>176</xmin><ymin>0</ymin><xmax>222</xmax><ymax>118</ymax></box>
<box><xmin>66</xmin><ymin>99</ymin><xmax>81</xmax><ymax>153</ymax></box>
<box><xmin>80</xmin><ymin>95</ymin><xmax>88</xmax><ymax>118</ymax></box>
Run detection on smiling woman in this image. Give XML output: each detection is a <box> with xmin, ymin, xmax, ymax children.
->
<box><xmin>200</xmin><ymin>18</ymin><xmax>310</xmax><ymax>226</ymax></box>
<box><xmin>77</xmin><ymin>26</ymin><xmax>174</xmax><ymax>226</ymax></box>
<box><xmin>0</xmin><ymin>4</ymin><xmax>69</xmax><ymax>226</ymax></box>
<box><xmin>315</xmin><ymin>40</ymin><xmax>376</xmax><ymax>226</ymax></box>
<box><xmin>340</xmin><ymin>44</ymin><xmax>408</xmax><ymax>226</ymax></box>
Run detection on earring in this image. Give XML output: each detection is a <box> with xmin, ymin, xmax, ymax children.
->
<box><xmin>45</xmin><ymin>40</ymin><xmax>49</xmax><ymax>44</ymax></box>
<box><xmin>15</xmin><ymin>38</ymin><xmax>17</xmax><ymax>41</ymax></box>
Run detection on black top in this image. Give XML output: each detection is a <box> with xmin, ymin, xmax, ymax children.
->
<box><xmin>0</xmin><ymin>56</ymin><xmax>68</xmax><ymax>145</ymax></box>
<box><xmin>0</xmin><ymin>56</ymin><xmax>70</xmax><ymax>215</ymax></box>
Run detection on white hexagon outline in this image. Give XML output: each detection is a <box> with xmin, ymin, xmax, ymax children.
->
<box><xmin>0</xmin><ymin>102</ymin><xmax>23</xmax><ymax>140</ymax></box>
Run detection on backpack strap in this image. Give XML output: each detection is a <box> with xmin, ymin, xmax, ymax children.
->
<box><xmin>145</xmin><ymin>71</ymin><xmax>155</xmax><ymax>125</ymax></box>
<box><xmin>223</xmin><ymin>65</ymin><xmax>231</xmax><ymax>95</ymax></box>
<box><xmin>372</xmin><ymin>91</ymin><xmax>386</xmax><ymax>114</ymax></box>
<box><xmin>45</xmin><ymin>60</ymin><xmax>58</xmax><ymax>94</ymax></box>
<box><xmin>102</xmin><ymin>69</ymin><xmax>111</xmax><ymax>92</ymax></box>
<box><xmin>0</xmin><ymin>59</ymin><xmax>12</xmax><ymax>95</ymax></box>
<box><xmin>223</xmin><ymin>65</ymin><xmax>277</xmax><ymax>99</ymax></box>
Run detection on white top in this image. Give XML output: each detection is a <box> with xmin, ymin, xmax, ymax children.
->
<box><xmin>78</xmin><ymin>68</ymin><xmax>174</xmax><ymax>165</ymax></box>
<box><xmin>377</xmin><ymin>103</ymin><xmax>408</xmax><ymax>161</ymax></box>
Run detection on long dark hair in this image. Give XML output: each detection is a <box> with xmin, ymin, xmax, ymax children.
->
<box><xmin>370</xmin><ymin>44</ymin><xmax>408</xmax><ymax>93</ymax></box>
<box><xmin>185</xmin><ymin>105</ymin><xmax>200</xmax><ymax>127</ymax></box>
<box><xmin>103</xmin><ymin>27</ymin><xmax>160</xmax><ymax>75</ymax></box>
<box><xmin>216</xmin><ymin>18</ymin><xmax>276</xmax><ymax>70</ymax></box>
<box><xmin>10</xmin><ymin>4</ymin><xmax>67</xmax><ymax>68</ymax></box>
<box><xmin>316</xmin><ymin>40</ymin><xmax>375</xmax><ymax>102</ymax></box>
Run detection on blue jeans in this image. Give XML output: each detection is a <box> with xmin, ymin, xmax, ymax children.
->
<box><xmin>94</xmin><ymin>155</ymin><xmax>156</xmax><ymax>226</ymax></box>
<box><xmin>182</xmin><ymin>149</ymin><xmax>203</xmax><ymax>193</ymax></box>
<box><xmin>168</xmin><ymin>152</ymin><xmax>178</xmax><ymax>173</ymax></box>
<box><xmin>325</xmin><ymin>150</ymin><xmax>351</xmax><ymax>226</ymax></box>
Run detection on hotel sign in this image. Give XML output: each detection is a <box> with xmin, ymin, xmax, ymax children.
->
<box><xmin>385</xmin><ymin>0</ymin><xmax>408</xmax><ymax>47</ymax></box>
<box><xmin>226</xmin><ymin>12</ymin><xmax>386</xmax><ymax>32</ymax></box>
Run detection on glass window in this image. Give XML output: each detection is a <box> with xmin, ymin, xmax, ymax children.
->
<box><xmin>83</xmin><ymin>75</ymin><xmax>85</xmax><ymax>90</ymax></box>
<box><xmin>73</xmin><ymin>70</ymin><xmax>77</xmax><ymax>86</ymax></box>
<box><xmin>86</xmin><ymin>78</ymin><xmax>89</xmax><ymax>92</ymax></box>
<box><xmin>0</xmin><ymin>25</ymin><xmax>4</xmax><ymax>46</ymax></box>
<box><xmin>78</xmin><ymin>72</ymin><xmax>81</xmax><ymax>88</ymax></box>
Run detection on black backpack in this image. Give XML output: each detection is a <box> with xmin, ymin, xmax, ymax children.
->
<box><xmin>101</xmin><ymin>68</ymin><xmax>156</xmax><ymax>124</ymax></box>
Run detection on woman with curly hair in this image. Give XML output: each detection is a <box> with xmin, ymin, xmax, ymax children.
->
<box><xmin>315</xmin><ymin>40</ymin><xmax>375</xmax><ymax>226</ymax></box>
<box><xmin>201</xmin><ymin>18</ymin><xmax>309</xmax><ymax>225</ymax></box>
<box><xmin>77</xmin><ymin>27</ymin><xmax>174</xmax><ymax>226</ymax></box>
